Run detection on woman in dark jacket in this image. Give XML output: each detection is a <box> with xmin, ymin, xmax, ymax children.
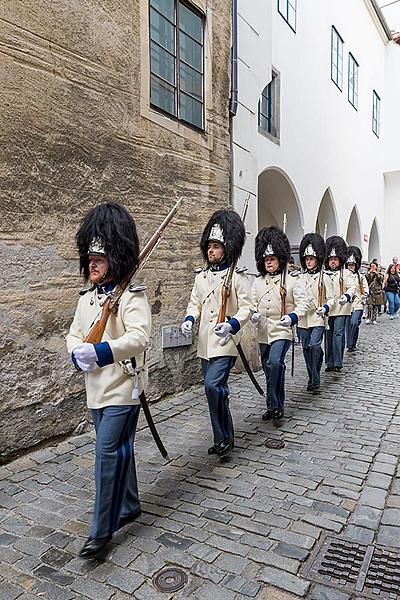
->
<box><xmin>384</xmin><ymin>264</ymin><xmax>400</xmax><ymax>319</ymax></box>
<box><xmin>365</xmin><ymin>263</ymin><xmax>384</xmax><ymax>324</ymax></box>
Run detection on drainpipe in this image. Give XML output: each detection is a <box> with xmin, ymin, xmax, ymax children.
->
<box><xmin>229</xmin><ymin>0</ymin><xmax>238</xmax><ymax>116</ymax></box>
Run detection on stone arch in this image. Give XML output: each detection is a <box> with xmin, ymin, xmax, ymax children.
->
<box><xmin>345</xmin><ymin>205</ymin><xmax>362</xmax><ymax>248</ymax></box>
<box><xmin>315</xmin><ymin>188</ymin><xmax>338</xmax><ymax>239</ymax></box>
<box><xmin>368</xmin><ymin>218</ymin><xmax>381</xmax><ymax>263</ymax></box>
<box><xmin>257</xmin><ymin>167</ymin><xmax>304</xmax><ymax>260</ymax></box>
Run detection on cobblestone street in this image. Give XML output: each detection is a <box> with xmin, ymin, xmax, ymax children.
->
<box><xmin>1</xmin><ymin>317</ymin><xmax>400</xmax><ymax>600</ymax></box>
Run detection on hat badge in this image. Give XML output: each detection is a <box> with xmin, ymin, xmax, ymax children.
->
<box><xmin>303</xmin><ymin>244</ymin><xmax>317</xmax><ymax>257</ymax></box>
<box><xmin>208</xmin><ymin>224</ymin><xmax>225</xmax><ymax>244</ymax></box>
<box><xmin>88</xmin><ymin>238</ymin><xmax>106</xmax><ymax>255</ymax></box>
<box><xmin>263</xmin><ymin>244</ymin><xmax>275</xmax><ymax>257</ymax></box>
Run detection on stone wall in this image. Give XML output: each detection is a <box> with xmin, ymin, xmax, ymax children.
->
<box><xmin>0</xmin><ymin>0</ymin><xmax>232</xmax><ymax>459</ymax></box>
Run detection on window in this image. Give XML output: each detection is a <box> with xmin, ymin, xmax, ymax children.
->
<box><xmin>331</xmin><ymin>26</ymin><xmax>344</xmax><ymax>90</ymax></box>
<box><xmin>149</xmin><ymin>0</ymin><xmax>205</xmax><ymax>130</ymax></box>
<box><xmin>348</xmin><ymin>53</ymin><xmax>359</xmax><ymax>109</ymax></box>
<box><xmin>278</xmin><ymin>0</ymin><xmax>296</xmax><ymax>32</ymax></box>
<box><xmin>372</xmin><ymin>91</ymin><xmax>380</xmax><ymax>137</ymax></box>
<box><xmin>258</xmin><ymin>71</ymin><xmax>280</xmax><ymax>141</ymax></box>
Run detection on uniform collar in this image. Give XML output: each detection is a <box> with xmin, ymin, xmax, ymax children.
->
<box><xmin>306</xmin><ymin>267</ymin><xmax>320</xmax><ymax>275</ymax></box>
<box><xmin>95</xmin><ymin>281</ymin><xmax>116</xmax><ymax>294</ymax></box>
<box><xmin>209</xmin><ymin>261</ymin><xmax>229</xmax><ymax>272</ymax></box>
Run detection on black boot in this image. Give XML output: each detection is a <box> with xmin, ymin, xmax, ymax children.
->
<box><xmin>272</xmin><ymin>410</ymin><xmax>284</xmax><ymax>427</ymax></box>
<box><xmin>79</xmin><ymin>536</ymin><xmax>111</xmax><ymax>559</ymax></box>
<box><xmin>215</xmin><ymin>438</ymin><xmax>234</xmax><ymax>456</ymax></box>
<box><xmin>262</xmin><ymin>409</ymin><xmax>274</xmax><ymax>421</ymax></box>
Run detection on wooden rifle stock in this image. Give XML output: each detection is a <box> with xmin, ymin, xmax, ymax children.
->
<box><xmin>280</xmin><ymin>271</ymin><xmax>287</xmax><ymax>318</ymax></box>
<box><xmin>217</xmin><ymin>195</ymin><xmax>250</xmax><ymax>324</ymax></box>
<box><xmin>83</xmin><ymin>197</ymin><xmax>184</xmax><ymax>343</ymax></box>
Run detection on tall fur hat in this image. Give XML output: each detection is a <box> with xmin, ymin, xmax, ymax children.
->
<box><xmin>200</xmin><ymin>210</ymin><xmax>245</xmax><ymax>265</ymax></box>
<box><xmin>325</xmin><ymin>235</ymin><xmax>347</xmax><ymax>268</ymax></box>
<box><xmin>76</xmin><ymin>202</ymin><xmax>139</xmax><ymax>285</ymax></box>
<box><xmin>299</xmin><ymin>233</ymin><xmax>326</xmax><ymax>271</ymax></box>
<box><xmin>255</xmin><ymin>226</ymin><xmax>291</xmax><ymax>275</ymax></box>
<box><xmin>346</xmin><ymin>245</ymin><xmax>362</xmax><ymax>271</ymax></box>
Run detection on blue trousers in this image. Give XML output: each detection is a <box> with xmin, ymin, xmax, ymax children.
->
<box><xmin>346</xmin><ymin>309</ymin><xmax>363</xmax><ymax>349</ymax></box>
<box><xmin>326</xmin><ymin>315</ymin><xmax>348</xmax><ymax>368</ymax></box>
<box><xmin>260</xmin><ymin>340</ymin><xmax>290</xmax><ymax>412</ymax></box>
<box><xmin>298</xmin><ymin>326</ymin><xmax>324</xmax><ymax>387</ymax></box>
<box><xmin>386</xmin><ymin>291</ymin><xmax>400</xmax><ymax>316</ymax></box>
<box><xmin>90</xmin><ymin>405</ymin><xmax>141</xmax><ymax>538</ymax></box>
<box><xmin>202</xmin><ymin>356</ymin><xmax>236</xmax><ymax>445</ymax></box>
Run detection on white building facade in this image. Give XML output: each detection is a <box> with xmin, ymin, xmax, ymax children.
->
<box><xmin>232</xmin><ymin>0</ymin><xmax>400</xmax><ymax>271</ymax></box>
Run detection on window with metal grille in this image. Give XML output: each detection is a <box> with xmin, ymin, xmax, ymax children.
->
<box><xmin>278</xmin><ymin>0</ymin><xmax>297</xmax><ymax>32</ymax></box>
<box><xmin>149</xmin><ymin>0</ymin><xmax>204</xmax><ymax>130</ymax></box>
<box><xmin>372</xmin><ymin>90</ymin><xmax>380</xmax><ymax>138</ymax></box>
<box><xmin>258</xmin><ymin>84</ymin><xmax>272</xmax><ymax>133</ymax></box>
<box><xmin>258</xmin><ymin>71</ymin><xmax>280</xmax><ymax>141</ymax></box>
<box><xmin>331</xmin><ymin>26</ymin><xmax>343</xmax><ymax>90</ymax></box>
<box><xmin>348</xmin><ymin>53</ymin><xmax>359</xmax><ymax>110</ymax></box>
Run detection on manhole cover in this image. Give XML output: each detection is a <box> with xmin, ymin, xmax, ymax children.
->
<box><xmin>153</xmin><ymin>567</ymin><xmax>188</xmax><ymax>593</ymax></box>
<box><xmin>302</xmin><ymin>535</ymin><xmax>400</xmax><ymax>599</ymax></box>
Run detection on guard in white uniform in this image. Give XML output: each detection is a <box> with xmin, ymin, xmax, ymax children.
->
<box><xmin>66</xmin><ymin>203</ymin><xmax>151</xmax><ymax>559</ymax></box>
<box><xmin>181</xmin><ymin>210</ymin><xmax>252</xmax><ymax>456</ymax></box>
<box><xmin>346</xmin><ymin>246</ymin><xmax>369</xmax><ymax>352</ymax></box>
<box><xmin>324</xmin><ymin>236</ymin><xmax>357</xmax><ymax>373</ymax></box>
<box><xmin>251</xmin><ymin>227</ymin><xmax>309</xmax><ymax>424</ymax></box>
<box><xmin>297</xmin><ymin>233</ymin><xmax>335</xmax><ymax>394</ymax></box>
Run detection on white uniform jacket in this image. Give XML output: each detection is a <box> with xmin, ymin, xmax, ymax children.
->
<box><xmin>252</xmin><ymin>271</ymin><xmax>309</xmax><ymax>345</ymax></box>
<box><xmin>324</xmin><ymin>269</ymin><xmax>357</xmax><ymax>317</ymax></box>
<box><xmin>352</xmin><ymin>273</ymin><xmax>369</xmax><ymax>312</ymax></box>
<box><xmin>66</xmin><ymin>285</ymin><xmax>151</xmax><ymax>409</ymax></box>
<box><xmin>185</xmin><ymin>267</ymin><xmax>252</xmax><ymax>360</ymax></box>
<box><xmin>297</xmin><ymin>271</ymin><xmax>335</xmax><ymax>329</ymax></box>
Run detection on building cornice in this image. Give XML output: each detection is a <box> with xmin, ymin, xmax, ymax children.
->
<box><xmin>364</xmin><ymin>0</ymin><xmax>392</xmax><ymax>42</ymax></box>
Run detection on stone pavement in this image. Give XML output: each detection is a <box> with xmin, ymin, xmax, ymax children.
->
<box><xmin>1</xmin><ymin>316</ymin><xmax>400</xmax><ymax>600</ymax></box>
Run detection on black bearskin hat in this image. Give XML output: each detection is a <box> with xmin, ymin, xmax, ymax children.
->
<box><xmin>325</xmin><ymin>235</ymin><xmax>347</xmax><ymax>268</ymax></box>
<box><xmin>299</xmin><ymin>233</ymin><xmax>326</xmax><ymax>271</ymax></box>
<box><xmin>346</xmin><ymin>245</ymin><xmax>362</xmax><ymax>271</ymax></box>
<box><xmin>255</xmin><ymin>227</ymin><xmax>291</xmax><ymax>275</ymax></box>
<box><xmin>200</xmin><ymin>210</ymin><xmax>245</xmax><ymax>265</ymax></box>
<box><xmin>76</xmin><ymin>202</ymin><xmax>139</xmax><ymax>285</ymax></box>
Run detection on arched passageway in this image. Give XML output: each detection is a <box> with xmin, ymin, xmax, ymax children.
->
<box><xmin>315</xmin><ymin>189</ymin><xmax>338</xmax><ymax>239</ymax></box>
<box><xmin>368</xmin><ymin>219</ymin><xmax>381</xmax><ymax>263</ymax></box>
<box><xmin>346</xmin><ymin>206</ymin><xmax>362</xmax><ymax>248</ymax></box>
<box><xmin>258</xmin><ymin>168</ymin><xmax>303</xmax><ymax>261</ymax></box>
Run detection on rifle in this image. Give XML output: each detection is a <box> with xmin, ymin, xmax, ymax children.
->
<box><xmin>217</xmin><ymin>195</ymin><xmax>250</xmax><ymax>325</ymax></box>
<box><xmin>84</xmin><ymin>196</ymin><xmax>184</xmax><ymax>343</ymax></box>
<box><xmin>280</xmin><ymin>213</ymin><xmax>287</xmax><ymax>318</ymax></box>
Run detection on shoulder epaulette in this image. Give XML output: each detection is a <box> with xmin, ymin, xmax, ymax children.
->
<box><xmin>128</xmin><ymin>284</ymin><xmax>147</xmax><ymax>293</ymax></box>
<box><xmin>289</xmin><ymin>269</ymin><xmax>301</xmax><ymax>277</ymax></box>
<box><xmin>235</xmin><ymin>266</ymin><xmax>248</xmax><ymax>274</ymax></box>
<box><xmin>256</xmin><ymin>272</ymin><xmax>263</xmax><ymax>278</ymax></box>
<box><xmin>194</xmin><ymin>267</ymin><xmax>204</xmax><ymax>274</ymax></box>
<box><xmin>79</xmin><ymin>285</ymin><xmax>95</xmax><ymax>296</ymax></box>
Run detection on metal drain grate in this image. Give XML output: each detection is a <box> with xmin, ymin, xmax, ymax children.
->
<box><xmin>302</xmin><ymin>535</ymin><xmax>400</xmax><ymax>599</ymax></box>
<box><xmin>153</xmin><ymin>567</ymin><xmax>188</xmax><ymax>593</ymax></box>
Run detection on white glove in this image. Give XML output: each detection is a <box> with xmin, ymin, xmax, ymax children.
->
<box><xmin>214</xmin><ymin>322</ymin><xmax>233</xmax><ymax>338</ymax></box>
<box><xmin>76</xmin><ymin>358</ymin><xmax>97</xmax><ymax>372</ymax></box>
<box><xmin>339</xmin><ymin>294</ymin><xmax>348</xmax><ymax>306</ymax></box>
<box><xmin>251</xmin><ymin>312</ymin><xmax>261</xmax><ymax>324</ymax></box>
<box><xmin>73</xmin><ymin>343</ymin><xmax>98</xmax><ymax>365</ymax></box>
<box><xmin>316</xmin><ymin>306</ymin><xmax>327</xmax><ymax>316</ymax></box>
<box><xmin>280</xmin><ymin>315</ymin><xmax>292</xmax><ymax>327</ymax></box>
<box><xmin>181</xmin><ymin>320</ymin><xmax>193</xmax><ymax>336</ymax></box>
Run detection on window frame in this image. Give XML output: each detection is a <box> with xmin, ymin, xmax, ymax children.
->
<box><xmin>372</xmin><ymin>90</ymin><xmax>381</xmax><ymax>138</ymax></box>
<box><xmin>277</xmin><ymin>0</ymin><xmax>297</xmax><ymax>33</ymax></box>
<box><xmin>331</xmin><ymin>26</ymin><xmax>344</xmax><ymax>91</ymax></box>
<box><xmin>258</xmin><ymin>70</ymin><xmax>280</xmax><ymax>144</ymax></box>
<box><xmin>258</xmin><ymin>84</ymin><xmax>272</xmax><ymax>134</ymax></box>
<box><xmin>348</xmin><ymin>53</ymin><xmax>359</xmax><ymax>110</ymax></box>
<box><xmin>149</xmin><ymin>0</ymin><xmax>205</xmax><ymax>132</ymax></box>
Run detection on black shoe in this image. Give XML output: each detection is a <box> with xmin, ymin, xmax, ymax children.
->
<box><xmin>119</xmin><ymin>509</ymin><xmax>142</xmax><ymax>529</ymax></box>
<box><xmin>312</xmin><ymin>385</ymin><xmax>320</xmax><ymax>395</ymax></box>
<box><xmin>306</xmin><ymin>383</ymin><xmax>313</xmax><ymax>391</ymax></box>
<box><xmin>333</xmin><ymin>366</ymin><xmax>342</xmax><ymax>372</ymax></box>
<box><xmin>262</xmin><ymin>409</ymin><xmax>274</xmax><ymax>421</ymax></box>
<box><xmin>347</xmin><ymin>347</ymin><xmax>356</xmax><ymax>353</ymax></box>
<box><xmin>215</xmin><ymin>439</ymin><xmax>234</xmax><ymax>456</ymax></box>
<box><xmin>325</xmin><ymin>367</ymin><xmax>334</xmax><ymax>372</ymax></box>
<box><xmin>208</xmin><ymin>445</ymin><xmax>218</xmax><ymax>455</ymax></box>
<box><xmin>272</xmin><ymin>410</ymin><xmax>284</xmax><ymax>427</ymax></box>
<box><xmin>79</xmin><ymin>536</ymin><xmax>111</xmax><ymax>559</ymax></box>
